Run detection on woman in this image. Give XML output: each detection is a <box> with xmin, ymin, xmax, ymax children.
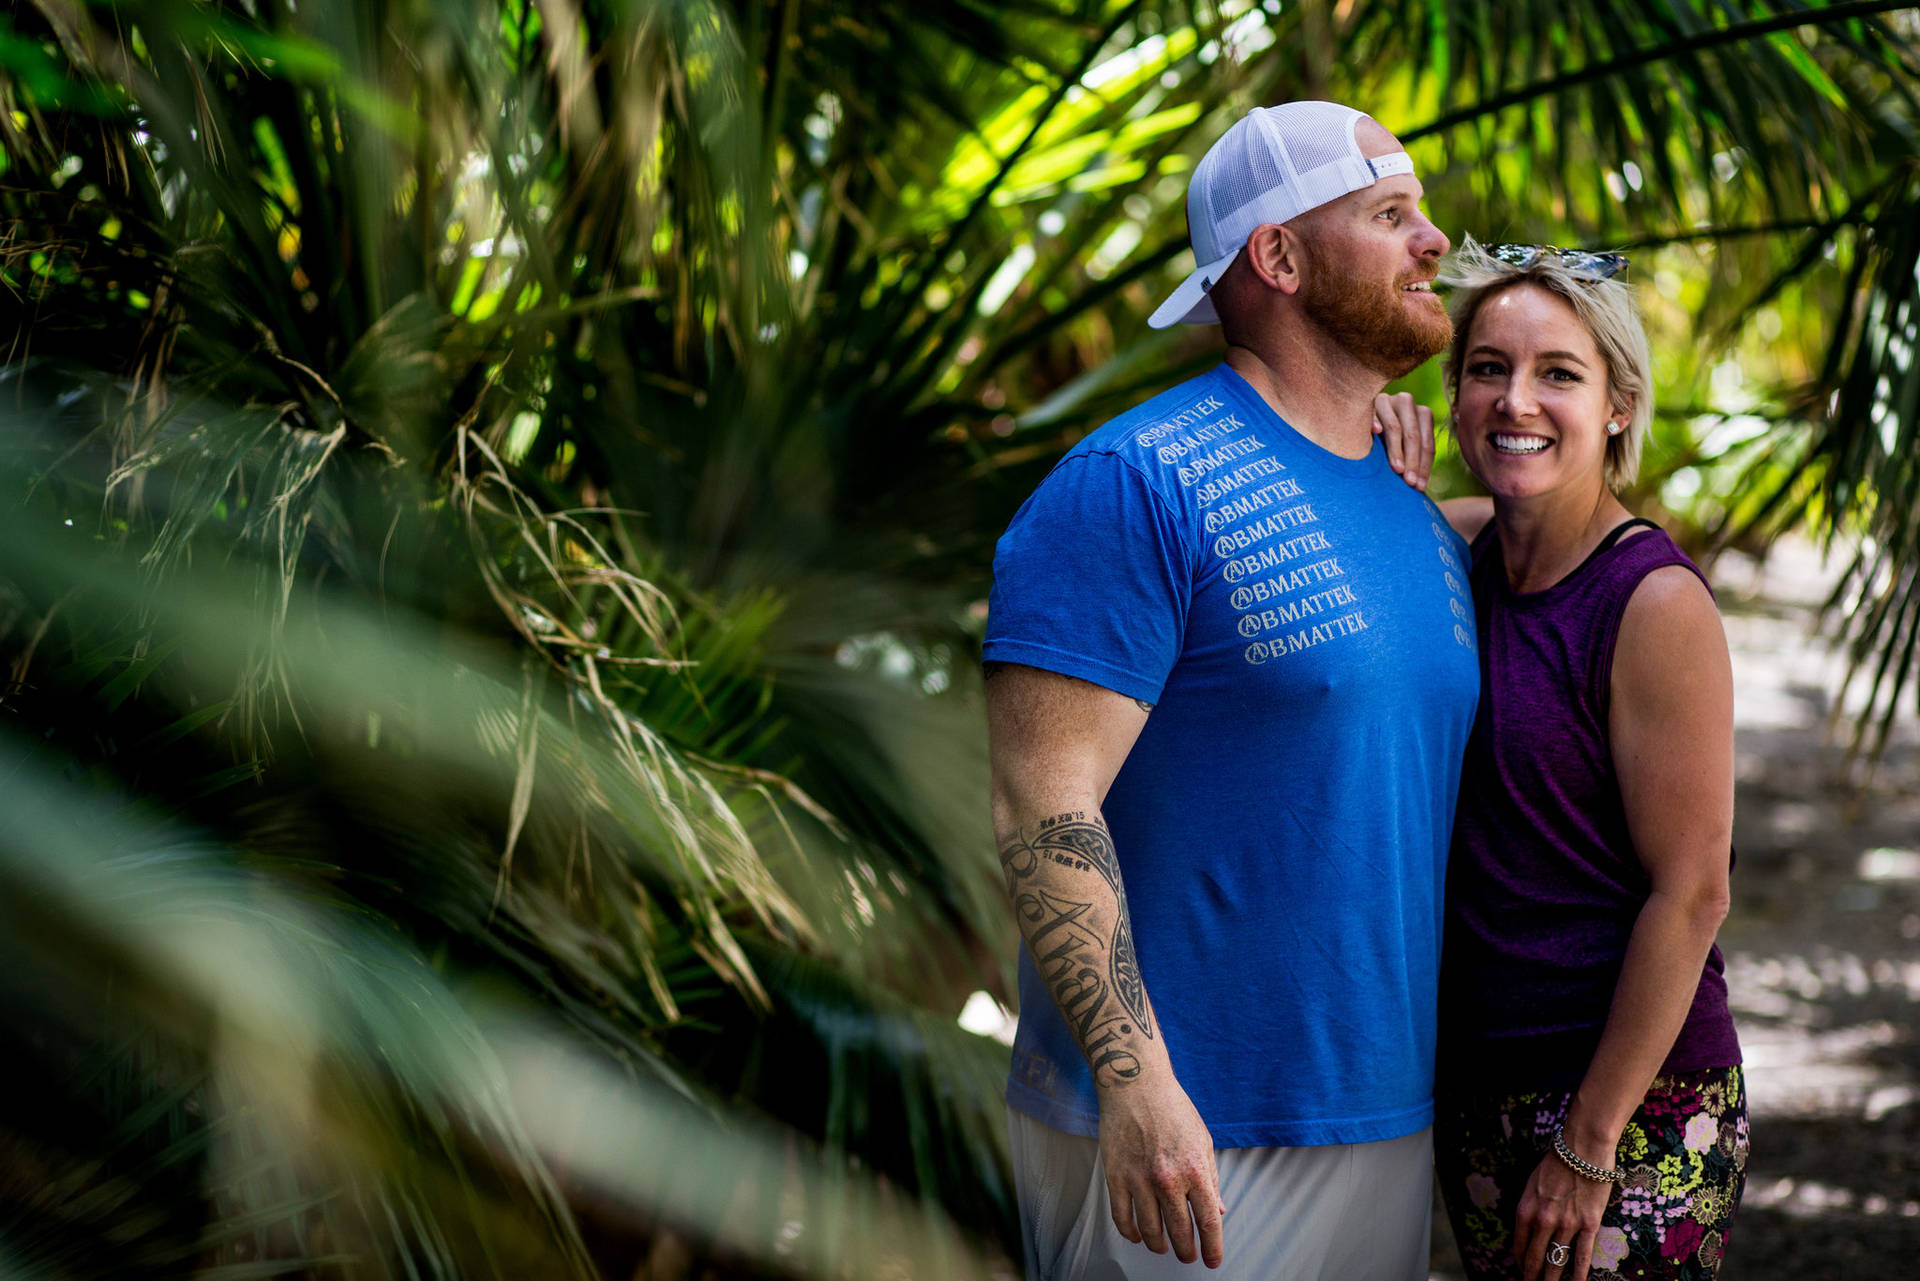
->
<box><xmin>1377</xmin><ymin>238</ymin><xmax>1747</xmax><ymax>1281</ymax></box>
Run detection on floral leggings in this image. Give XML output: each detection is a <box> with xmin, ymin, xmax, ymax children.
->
<box><xmin>1435</xmin><ymin>1066</ymin><xmax>1749</xmax><ymax>1280</ymax></box>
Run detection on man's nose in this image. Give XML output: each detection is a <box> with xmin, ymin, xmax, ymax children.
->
<box><xmin>1411</xmin><ymin>208</ymin><xmax>1450</xmax><ymax>259</ymax></box>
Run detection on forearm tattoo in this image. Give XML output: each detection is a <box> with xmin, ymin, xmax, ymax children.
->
<box><xmin>999</xmin><ymin>812</ymin><xmax>1153</xmax><ymax>1086</ymax></box>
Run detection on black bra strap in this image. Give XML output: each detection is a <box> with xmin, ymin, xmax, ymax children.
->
<box><xmin>1550</xmin><ymin>517</ymin><xmax>1661</xmax><ymax>590</ymax></box>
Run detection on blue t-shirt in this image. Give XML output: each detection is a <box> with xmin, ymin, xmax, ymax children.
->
<box><xmin>984</xmin><ymin>365</ymin><xmax>1479</xmax><ymax>1148</ymax></box>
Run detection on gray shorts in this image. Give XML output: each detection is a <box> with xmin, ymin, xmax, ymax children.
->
<box><xmin>1008</xmin><ymin>1108</ymin><xmax>1432</xmax><ymax>1281</ymax></box>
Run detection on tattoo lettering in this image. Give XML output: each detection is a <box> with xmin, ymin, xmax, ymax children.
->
<box><xmin>998</xmin><ymin>833</ymin><xmax>1040</xmax><ymax>882</ymax></box>
<box><xmin>1018</xmin><ymin>889</ymin><xmax>1110</xmax><ymax>1038</ymax></box>
<box><xmin>1000</xmin><ymin>812</ymin><xmax>1156</xmax><ymax>1087</ymax></box>
<box><xmin>1083</xmin><ymin>1016</ymin><xmax>1143</xmax><ymax>1081</ymax></box>
<box><xmin>998</xmin><ymin>811</ymin><xmax>1088</xmax><ymax>885</ymax></box>
<box><xmin>1025</xmin><ymin>816</ymin><xmax>1126</xmax><ymax>898</ymax></box>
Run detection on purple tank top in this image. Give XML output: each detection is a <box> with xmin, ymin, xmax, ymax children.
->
<box><xmin>1438</xmin><ymin>520</ymin><xmax>1741</xmax><ymax>1088</ymax></box>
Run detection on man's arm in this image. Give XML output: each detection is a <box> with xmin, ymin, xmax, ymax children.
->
<box><xmin>986</xmin><ymin>662</ymin><xmax>1225</xmax><ymax>1269</ymax></box>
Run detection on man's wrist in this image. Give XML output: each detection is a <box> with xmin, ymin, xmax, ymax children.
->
<box><xmin>1094</xmin><ymin>1048</ymin><xmax>1174</xmax><ymax>1100</ymax></box>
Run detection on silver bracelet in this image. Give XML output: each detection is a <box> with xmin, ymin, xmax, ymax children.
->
<box><xmin>1552</xmin><ymin>1128</ymin><xmax>1625</xmax><ymax>1184</ymax></box>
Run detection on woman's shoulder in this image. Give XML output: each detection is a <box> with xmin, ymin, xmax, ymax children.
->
<box><xmin>1620</xmin><ymin>559</ymin><xmax>1719</xmax><ymax>631</ymax></box>
<box><xmin>1612</xmin><ymin>555</ymin><xmax>1727</xmax><ymax>694</ymax></box>
<box><xmin>1606</xmin><ymin>520</ymin><xmax>1711</xmax><ymax>594</ymax></box>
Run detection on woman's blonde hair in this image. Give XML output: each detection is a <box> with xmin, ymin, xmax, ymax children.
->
<box><xmin>1440</xmin><ymin>235</ymin><xmax>1654</xmax><ymax>490</ymax></box>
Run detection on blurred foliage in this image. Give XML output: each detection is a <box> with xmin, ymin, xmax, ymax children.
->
<box><xmin>1</xmin><ymin>0</ymin><xmax>1917</xmax><ymax>1276</ymax></box>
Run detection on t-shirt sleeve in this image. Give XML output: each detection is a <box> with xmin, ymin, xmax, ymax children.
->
<box><xmin>983</xmin><ymin>452</ymin><xmax>1193</xmax><ymax>705</ymax></box>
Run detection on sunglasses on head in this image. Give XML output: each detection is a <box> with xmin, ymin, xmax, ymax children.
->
<box><xmin>1488</xmin><ymin>244</ymin><xmax>1630</xmax><ymax>282</ymax></box>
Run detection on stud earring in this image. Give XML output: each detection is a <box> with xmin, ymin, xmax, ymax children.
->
<box><xmin>1606</xmin><ymin>423</ymin><xmax>1623</xmax><ymax>436</ymax></box>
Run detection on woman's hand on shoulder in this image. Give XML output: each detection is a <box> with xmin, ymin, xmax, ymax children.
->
<box><xmin>1373</xmin><ymin>392</ymin><xmax>1434</xmax><ymax>491</ymax></box>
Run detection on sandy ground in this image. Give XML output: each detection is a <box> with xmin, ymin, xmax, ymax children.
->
<box><xmin>1429</xmin><ymin>536</ymin><xmax>1920</xmax><ymax>1279</ymax></box>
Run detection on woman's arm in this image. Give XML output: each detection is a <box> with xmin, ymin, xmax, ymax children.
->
<box><xmin>1572</xmin><ymin>564</ymin><xmax>1735</xmax><ymax>1149</ymax></box>
<box><xmin>1510</xmin><ymin>563</ymin><xmax>1735</xmax><ymax>1281</ymax></box>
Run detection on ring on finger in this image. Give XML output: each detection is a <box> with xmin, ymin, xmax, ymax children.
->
<box><xmin>1547</xmin><ymin>1241</ymin><xmax>1571</xmax><ymax>1267</ymax></box>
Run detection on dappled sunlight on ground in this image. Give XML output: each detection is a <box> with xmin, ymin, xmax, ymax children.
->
<box><xmin>1711</xmin><ymin>540</ymin><xmax>1920</xmax><ymax>1275</ymax></box>
<box><xmin>1656</xmin><ymin>537</ymin><xmax>1920</xmax><ymax>1277</ymax></box>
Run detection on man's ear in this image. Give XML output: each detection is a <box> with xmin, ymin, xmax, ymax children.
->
<box><xmin>1242</xmin><ymin>222</ymin><xmax>1307</xmax><ymax>297</ymax></box>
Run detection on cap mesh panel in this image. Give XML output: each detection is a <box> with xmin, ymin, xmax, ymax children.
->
<box><xmin>1283</xmin><ymin>126</ymin><xmax>1350</xmax><ymax>175</ymax></box>
<box><xmin>1207</xmin><ymin>135</ymin><xmax>1288</xmax><ymax>236</ymax></box>
<box><xmin>1240</xmin><ymin>135</ymin><xmax>1288</xmax><ymax>202</ymax></box>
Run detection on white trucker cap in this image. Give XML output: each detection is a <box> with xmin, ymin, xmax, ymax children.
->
<box><xmin>1148</xmin><ymin>101</ymin><xmax>1417</xmax><ymax>328</ymax></box>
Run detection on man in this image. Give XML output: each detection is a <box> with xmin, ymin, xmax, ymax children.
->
<box><xmin>983</xmin><ymin>101</ymin><xmax>1480</xmax><ymax>1280</ymax></box>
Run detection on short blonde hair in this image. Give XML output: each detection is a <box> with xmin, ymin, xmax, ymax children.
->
<box><xmin>1440</xmin><ymin>235</ymin><xmax>1654</xmax><ymax>489</ymax></box>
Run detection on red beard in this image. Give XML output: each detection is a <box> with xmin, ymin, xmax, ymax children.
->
<box><xmin>1300</xmin><ymin>247</ymin><xmax>1453</xmax><ymax>378</ymax></box>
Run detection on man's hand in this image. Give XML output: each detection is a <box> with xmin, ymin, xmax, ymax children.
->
<box><xmin>1099</xmin><ymin>1076</ymin><xmax>1225</xmax><ymax>1268</ymax></box>
<box><xmin>1373</xmin><ymin>391</ymin><xmax>1435</xmax><ymax>491</ymax></box>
